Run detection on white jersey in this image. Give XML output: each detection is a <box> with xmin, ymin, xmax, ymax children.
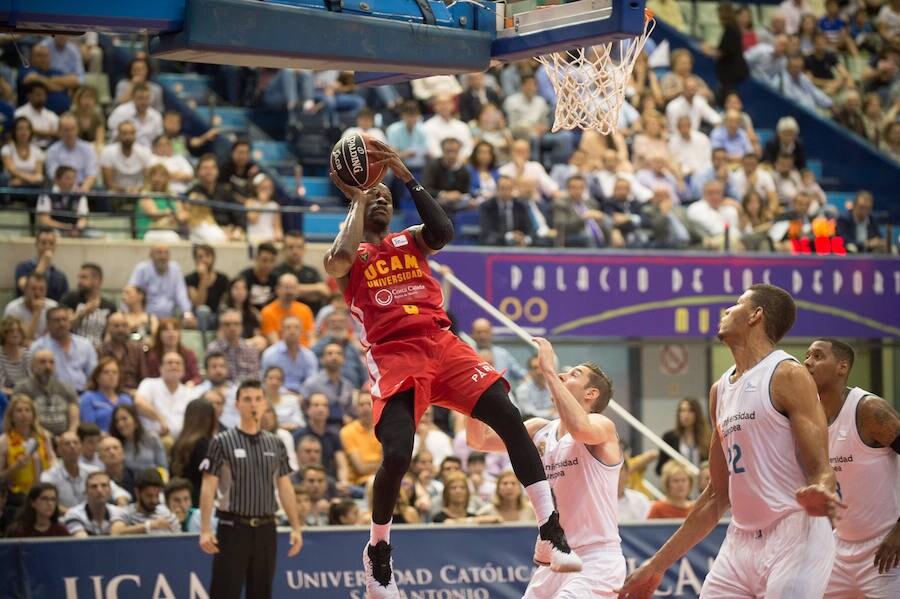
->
<box><xmin>533</xmin><ymin>420</ymin><xmax>620</xmax><ymax>549</ymax></box>
<box><xmin>828</xmin><ymin>387</ymin><xmax>900</xmax><ymax>542</ymax></box>
<box><xmin>715</xmin><ymin>349</ymin><xmax>806</xmax><ymax>531</ymax></box>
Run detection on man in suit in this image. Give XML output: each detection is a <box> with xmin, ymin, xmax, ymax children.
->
<box><xmin>835</xmin><ymin>191</ymin><xmax>886</xmax><ymax>253</ymax></box>
<box><xmin>479</xmin><ymin>175</ymin><xmax>534</xmax><ymax>246</ymax></box>
<box><xmin>458</xmin><ymin>72</ymin><xmax>502</xmax><ymax>124</ymax></box>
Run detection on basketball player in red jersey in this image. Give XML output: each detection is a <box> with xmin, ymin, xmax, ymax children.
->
<box><xmin>325</xmin><ymin>139</ymin><xmax>581</xmax><ymax>599</ymax></box>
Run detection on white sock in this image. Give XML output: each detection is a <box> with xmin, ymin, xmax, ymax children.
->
<box><xmin>369</xmin><ymin>519</ymin><xmax>392</xmax><ymax>546</ymax></box>
<box><xmin>525</xmin><ymin>480</ymin><xmax>554</xmax><ymax>526</ymax></box>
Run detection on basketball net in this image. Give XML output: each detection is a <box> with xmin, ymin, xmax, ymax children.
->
<box><xmin>536</xmin><ymin>10</ymin><xmax>655</xmax><ymax>134</ymax></box>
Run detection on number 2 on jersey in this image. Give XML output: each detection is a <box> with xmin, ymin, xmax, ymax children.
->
<box><xmin>726</xmin><ymin>443</ymin><xmax>745</xmax><ymax>475</ymax></box>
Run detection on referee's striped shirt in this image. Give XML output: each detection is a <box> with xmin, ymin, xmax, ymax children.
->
<box><xmin>200</xmin><ymin>428</ymin><xmax>292</xmax><ymax>518</ymax></box>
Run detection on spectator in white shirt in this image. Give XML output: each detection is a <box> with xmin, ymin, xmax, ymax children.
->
<box><xmin>668</xmin><ymin>115</ymin><xmax>712</xmax><ymax>179</ymax></box>
<box><xmin>686</xmin><ymin>180</ymin><xmax>744</xmax><ymax>250</ymax></box>
<box><xmin>744</xmin><ymin>34</ymin><xmax>790</xmax><ymax>82</ymax></box>
<box><xmin>664</xmin><ymin>76</ymin><xmax>722</xmax><ymax>133</ymax></box>
<box><xmin>771</xmin><ymin>54</ymin><xmax>834</xmax><ymax>112</ymax></box>
<box><xmin>421</xmin><ymin>93</ymin><xmax>473</xmax><ymax>160</ymax></box>
<box><xmin>134</xmin><ymin>351</ymin><xmax>193</xmax><ymax>440</ymax></box>
<box><xmin>114</xmin><ymin>57</ymin><xmax>165</xmax><ymax>113</ymax></box>
<box><xmin>149</xmin><ymin>134</ymin><xmax>194</xmax><ymax>194</ymax></box>
<box><xmin>731</xmin><ymin>152</ymin><xmax>778</xmax><ymax>211</ymax></box>
<box><xmin>100</xmin><ymin>121</ymin><xmax>153</xmax><ymax>195</ymax></box>
<box><xmin>107</xmin><ymin>83</ymin><xmax>163</xmax><ymax>148</ymax></box>
<box><xmin>14</xmin><ymin>82</ymin><xmax>59</xmax><ymax>150</ymax></box>
<box><xmin>497</xmin><ymin>138</ymin><xmax>561</xmax><ymax>200</ymax></box>
<box><xmin>617</xmin><ymin>460</ymin><xmax>651</xmax><ymax>522</ymax></box>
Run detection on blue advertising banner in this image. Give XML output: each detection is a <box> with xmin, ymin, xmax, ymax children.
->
<box><xmin>433</xmin><ymin>249</ymin><xmax>900</xmax><ymax>339</ymax></box>
<box><xmin>1</xmin><ymin>523</ymin><xmax>726</xmax><ymax>598</ymax></box>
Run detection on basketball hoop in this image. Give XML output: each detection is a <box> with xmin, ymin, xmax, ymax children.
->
<box><xmin>536</xmin><ymin>9</ymin><xmax>655</xmax><ymax>134</ymax></box>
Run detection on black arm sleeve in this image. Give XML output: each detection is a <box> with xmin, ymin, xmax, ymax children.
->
<box><xmin>891</xmin><ymin>434</ymin><xmax>900</xmax><ymax>455</ymax></box>
<box><xmin>407</xmin><ymin>179</ymin><xmax>454</xmax><ymax>249</ymax></box>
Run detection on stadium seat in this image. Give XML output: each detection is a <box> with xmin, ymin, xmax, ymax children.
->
<box><xmin>303</xmin><ymin>212</ymin><xmax>345</xmax><ymax>242</ymax></box>
<box><xmin>452</xmin><ymin>209</ymin><xmax>481</xmax><ymax>245</ymax></box>
<box><xmin>252</xmin><ymin>140</ymin><xmax>291</xmax><ymax>165</ymax></box>
<box><xmin>0</xmin><ymin>210</ymin><xmax>31</xmax><ymax>238</ymax></box>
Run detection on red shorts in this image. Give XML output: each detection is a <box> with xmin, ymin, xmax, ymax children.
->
<box><xmin>365</xmin><ymin>328</ymin><xmax>507</xmax><ymax>427</ymax></box>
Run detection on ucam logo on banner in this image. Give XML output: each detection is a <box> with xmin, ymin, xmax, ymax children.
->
<box><xmin>1</xmin><ymin>523</ymin><xmax>726</xmax><ymax>598</ymax></box>
<box><xmin>435</xmin><ymin>249</ymin><xmax>900</xmax><ymax>338</ymax></box>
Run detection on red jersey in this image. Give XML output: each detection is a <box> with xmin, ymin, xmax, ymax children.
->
<box><xmin>345</xmin><ymin>230</ymin><xmax>451</xmax><ymax>348</ymax></box>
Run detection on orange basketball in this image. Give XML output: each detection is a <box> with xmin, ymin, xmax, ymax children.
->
<box><xmin>329</xmin><ymin>133</ymin><xmax>388</xmax><ymax>189</ymax></box>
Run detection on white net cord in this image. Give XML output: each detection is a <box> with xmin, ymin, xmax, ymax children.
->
<box><xmin>537</xmin><ymin>15</ymin><xmax>656</xmax><ymax>134</ymax></box>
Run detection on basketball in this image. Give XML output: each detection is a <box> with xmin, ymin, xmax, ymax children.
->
<box><xmin>329</xmin><ymin>132</ymin><xmax>387</xmax><ymax>189</ymax></box>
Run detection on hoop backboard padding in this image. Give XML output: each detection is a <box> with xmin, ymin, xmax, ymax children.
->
<box><xmin>492</xmin><ymin>0</ymin><xmax>649</xmax><ymax>63</ymax></box>
<box><xmin>0</xmin><ymin>0</ymin><xmax>185</xmax><ymax>34</ymax></box>
<box><xmin>150</xmin><ymin>0</ymin><xmax>492</xmax><ymax>73</ymax></box>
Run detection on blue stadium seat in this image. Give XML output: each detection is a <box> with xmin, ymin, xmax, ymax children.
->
<box><xmin>304</xmin><ymin>176</ymin><xmax>336</xmax><ymax>198</ymax></box>
<box><xmin>807</xmin><ymin>159</ymin><xmax>823</xmax><ymax>180</ymax></box>
<box><xmin>826</xmin><ymin>191</ymin><xmax>856</xmax><ymax>214</ymax></box>
<box><xmin>453</xmin><ymin>209</ymin><xmax>481</xmax><ymax>245</ymax></box>
<box><xmin>303</xmin><ymin>212</ymin><xmax>344</xmax><ymax>242</ymax></box>
<box><xmin>156</xmin><ymin>73</ymin><xmax>213</xmax><ymax>103</ymax></box>
<box><xmin>251</xmin><ymin>141</ymin><xmax>291</xmax><ymax>165</ymax></box>
<box><xmin>211</xmin><ymin>106</ymin><xmax>249</xmax><ymax>130</ymax></box>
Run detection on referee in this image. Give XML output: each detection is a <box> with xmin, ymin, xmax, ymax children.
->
<box><xmin>199</xmin><ymin>379</ymin><xmax>303</xmax><ymax>598</ymax></box>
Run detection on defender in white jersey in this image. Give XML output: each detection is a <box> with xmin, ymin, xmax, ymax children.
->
<box><xmin>468</xmin><ymin>337</ymin><xmax>624</xmax><ymax>598</ymax></box>
<box><xmin>805</xmin><ymin>338</ymin><xmax>900</xmax><ymax>598</ymax></box>
<box><xmin>619</xmin><ymin>284</ymin><xmax>843</xmax><ymax>599</ymax></box>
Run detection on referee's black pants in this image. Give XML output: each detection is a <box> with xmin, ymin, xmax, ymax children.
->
<box><xmin>210</xmin><ymin>520</ymin><xmax>277</xmax><ymax>599</ymax></box>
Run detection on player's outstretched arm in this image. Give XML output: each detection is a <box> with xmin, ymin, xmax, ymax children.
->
<box><xmin>367</xmin><ymin>139</ymin><xmax>454</xmax><ymax>254</ymax></box>
<box><xmin>856</xmin><ymin>395</ymin><xmax>900</xmax><ymax>573</ymax></box>
<box><xmin>324</xmin><ymin>175</ymin><xmax>373</xmax><ymax>281</ymax></box>
<box><xmin>533</xmin><ymin>337</ymin><xmax>615</xmax><ymax>446</ymax></box>
<box><xmin>617</xmin><ymin>384</ymin><xmax>732</xmax><ymax>599</ymax></box>
<box><xmin>771</xmin><ymin>361</ymin><xmax>844</xmax><ymax>518</ymax></box>
<box><xmin>466</xmin><ymin>415</ymin><xmax>548</xmax><ymax>453</ymax></box>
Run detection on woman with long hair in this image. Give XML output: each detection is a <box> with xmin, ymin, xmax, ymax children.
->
<box><xmin>224</xmin><ymin>277</ymin><xmax>266</xmax><ymax>351</ymax></box>
<box><xmin>476</xmin><ymin>470</ymin><xmax>535</xmax><ymax>523</ymax></box>
<box><xmin>631</xmin><ymin>110</ymin><xmax>671</xmax><ymax>171</ymax></box>
<box><xmin>736</xmin><ymin>5</ymin><xmax>757</xmax><ymax>51</ymax></box>
<box><xmin>328</xmin><ymin>497</ymin><xmax>362</xmax><ymax>525</ymax></box>
<box><xmin>170</xmin><ymin>398</ymin><xmax>216</xmax><ymax>505</ymax></box>
<box><xmin>109</xmin><ymin>403</ymin><xmax>166</xmax><ymax>472</ymax></box>
<box><xmin>80</xmin><ymin>357</ymin><xmax>133</xmax><ymax>432</ymax></box>
<box><xmin>647</xmin><ymin>461</ymin><xmax>695</xmax><ymax>519</ymax></box>
<box><xmin>145</xmin><ymin>318</ymin><xmax>201</xmax><ymax>385</ymax></box>
<box><xmin>1</xmin><ymin>117</ymin><xmax>44</xmax><ymax>190</ymax></box>
<box><xmin>739</xmin><ymin>190</ymin><xmax>775</xmax><ymax>251</ymax></box>
<box><xmin>655</xmin><ymin>397</ymin><xmax>710</xmax><ymax>475</ymax></box>
<box><xmin>120</xmin><ymin>285</ymin><xmax>158</xmax><ymax>348</ymax></box>
<box><xmin>0</xmin><ymin>317</ymin><xmax>30</xmax><ymax>394</ymax></box>
<box><xmin>263</xmin><ymin>367</ymin><xmax>304</xmax><ymax>431</ymax></box>
<box><xmin>5</xmin><ymin>482</ymin><xmax>69</xmax><ymax>537</ymax></box>
<box><xmin>246</xmin><ymin>173</ymin><xmax>283</xmax><ymax>244</ymax></box>
<box><xmin>136</xmin><ymin>163</ymin><xmax>187</xmax><ymax>242</ymax></box>
<box><xmin>0</xmin><ymin>395</ymin><xmax>55</xmax><ymax>504</ymax></box>
<box><xmin>68</xmin><ymin>85</ymin><xmax>105</xmax><ymax>155</ymax></box>
<box><xmin>432</xmin><ymin>471</ymin><xmax>485</xmax><ymax>524</ymax></box>
<box><xmin>470</xmin><ymin>104</ymin><xmax>512</xmax><ymax>163</ymax></box>
<box><xmin>466</xmin><ymin>140</ymin><xmax>500</xmax><ymax>203</ymax></box>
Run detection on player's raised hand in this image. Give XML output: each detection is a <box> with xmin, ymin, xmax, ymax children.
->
<box><xmin>616</xmin><ymin>563</ymin><xmax>664</xmax><ymax>599</ymax></box>
<box><xmin>330</xmin><ymin>170</ymin><xmax>369</xmax><ymax>204</ymax></box>
<box><xmin>367</xmin><ymin>138</ymin><xmax>413</xmax><ymax>182</ymax></box>
<box><xmin>874</xmin><ymin>524</ymin><xmax>900</xmax><ymax>574</ymax></box>
<box><xmin>795</xmin><ymin>483</ymin><xmax>846</xmax><ymax>519</ymax></box>
<box><xmin>531</xmin><ymin>337</ymin><xmax>556</xmax><ymax>375</ymax></box>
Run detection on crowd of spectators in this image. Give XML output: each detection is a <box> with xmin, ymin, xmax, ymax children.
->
<box><xmin>0</xmin><ymin>231</ymin><xmax>721</xmax><ymax>536</ymax></box>
<box><xmin>0</xmin><ymin>3</ymin><xmax>896</xmax><ymax>539</ymax></box>
<box><xmin>0</xmin><ymin>10</ymin><xmax>895</xmax><ymax>254</ymax></box>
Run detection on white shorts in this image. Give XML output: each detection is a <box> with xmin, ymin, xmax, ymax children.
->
<box><xmin>825</xmin><ymin>532</ymin><xmax>900</xmax><ymax>599</ymax></box>
<box><xmin>523</xmin><ymin>543</ymin><xmax>625</xmax><ymax>599</ymax></box>
<box><xmin>701</xmin><ymin>510</ymin><xmax>835</xmax><ymax>599</ymax></box>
